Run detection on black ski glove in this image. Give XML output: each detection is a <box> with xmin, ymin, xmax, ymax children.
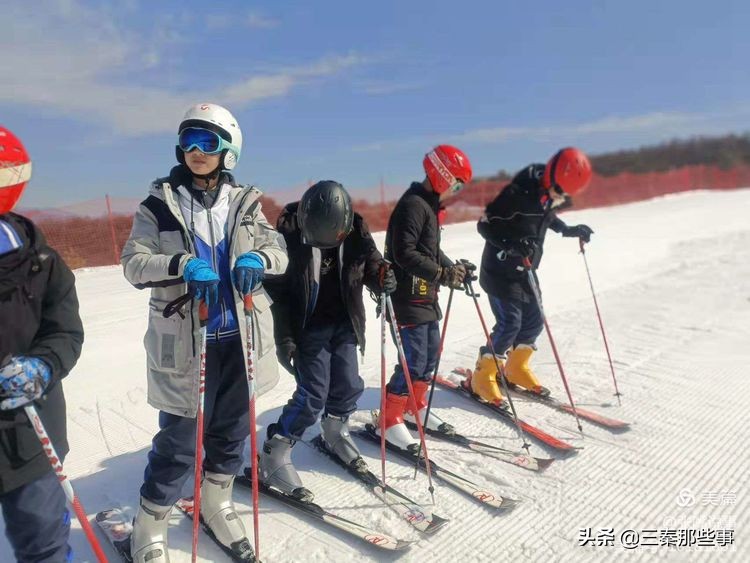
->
<box><xmin>277</xmin><ymin>339</ymin><xmax>296</xmax><ymax>375</ymax></box>
<box><xmin>507</xmin><ymin>237</ymin><xmax>538</xmax><ymax>258</ymax></box>
<box><xmin>437</xmin><ymin>263</ymin><xmax>467</xmax><ymax>289</ymax></box>
<box><xmin>458</xmin><ymin>259</ymin><xmax>478</xmax><ymax>282</ymax></box>
<box><xmin>380</xmin><ymin>268</ymin><xmax>397</xmax><ymax>295</ymax></box>
<box><xmin>562</xmin><ymin>224</ymin><xmax>594</xmax><ymax>243</ymax></box>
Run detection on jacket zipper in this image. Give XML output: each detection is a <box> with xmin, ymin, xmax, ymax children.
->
<box><xmin>203</xmin><ymin>196</ymin><xmax>224</xmax><ymax>340</ymax></box>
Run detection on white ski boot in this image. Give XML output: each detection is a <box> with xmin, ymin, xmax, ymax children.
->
<box><xmin>201</xmin><ymin>472</ymin><xmax>255</xmax><ymax>561</ymax></box>
<box><xmin>321</xmin><ymin>415</ymin><xmax>367</xmax><ymax>472</ymax></box>
<box><xmin>404</xmin><ymin>379</ymin><xmax>456</xmax><ymax>434</ymax></box>
<box><xmin>130</xmin><ymin>497</ymin><xmax>172</xmax><ymax>563</ymax></box>
<box><xmin>404</xmin><ymin>407</ymin><xmax>455</xmax><ymax>435</ymax></box>
<box><xmin>375</xmin><ymin>393</ymin><xmax>419</xmax><ymax>452</ymax></box>
<box><xmin>259</xmin><ymin>428</ymin><xmax>314</xmax><ymax>502</ymax></box>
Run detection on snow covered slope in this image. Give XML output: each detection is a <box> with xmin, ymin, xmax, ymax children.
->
<box><xmin>2</xmin><ymin>189</ymin><xmax>748</xmax><ymax>562</ymax></box>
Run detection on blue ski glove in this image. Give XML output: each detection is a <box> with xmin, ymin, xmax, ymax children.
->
<box><xmin>233</xmin><ymin>253</ymin><xmax>265</xmax><ymax>295</ymax></box>
<box><xmin>0</xmin><ymin>356</ymin><xmax>52</xmax><ymax>410</ymax></box>
<box><xmin>183</xmin><ymin>258</ymin><xmax>220</xmax><ymax>306</ymax></box>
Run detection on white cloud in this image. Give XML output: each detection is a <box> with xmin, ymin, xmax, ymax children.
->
<box><xmin>449</xmin><ymin>112</ymin><xmax>710</xmax><ymax>144</ymax></box>
<box><xmin>0</xmin><ymin>1</ymin><xmax>363</xmax><ymax>136</ymax></box>
<box><xmin>348</xmin><ymin>109</ymin><xmax>750</xmax><ymax>154</ymax></box>
<box><xmin>247</xmin><ymin>12</ymin><xmax>279</xmax><ymax>29</ymax></box>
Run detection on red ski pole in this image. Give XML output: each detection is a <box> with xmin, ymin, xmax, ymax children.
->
<box><xmin>191</xmin><ymin>301</ymin><xmax>209</xmax><ymax>563</ymax></box>
<box><xmin>413</xmin><ymin>286</ymin><xmax>453</xmax><ymax>479</ymax></box>
<box><xmin>379</xmin><ymin>290</ymin><xmax>388</xmax><ymax>496</ymax></box>
<box><xmin>522</xmin><ymin>257</ymin><xmax>584</xmax><ymax>435</ymax></box>
<box><xmin>385</xmin><ymin>295</ymin><xmax>436</xmax><ymax>504</ymax></box>
<box><xmin>242</xmin><ymin>294</ymin><xmax>261</xmax><ymax>560</ymax></box>
<box><xmin>465</xmin><ymin>278</ymin><xmax>531</xmax><ymax>453</ymax></box>
<box><xmin>24</xmin><ymin>405</ymin><xmax>108</xmax><ymax>563</ymax></box>
<box><xmin>579</xmin><ymin>239</ymin><xmax>622</xmax><ymax>405</ymax></box>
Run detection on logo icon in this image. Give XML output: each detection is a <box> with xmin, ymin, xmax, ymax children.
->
<box><xmin>676</xmin><ymin>488</ymin><xmax>696</xmax><ymax>507</ymax></box>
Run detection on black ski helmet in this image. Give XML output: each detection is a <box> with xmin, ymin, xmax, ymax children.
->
<box><xmin>298</xmin><ymin>180</ymin><xmax>354</xmax><ymax>248</ymax></box>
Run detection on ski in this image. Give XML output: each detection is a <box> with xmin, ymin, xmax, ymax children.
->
<box><xmin>309</xmin><ymin>435</ymin><xmax>449</xmax><ymax>534</ymax></box>
<box><xmin>403</xmin><ymin>419</ymin><xmax>554</xmax><ymax>472</ymax></box>
<box><xmin>453</xmin><ymin>367</ymin><xmax>630</xmax><ymax>430</ymax></box>
<box><xmin>95</xmin><ymin>508</ymin><xmax>133</xmax><ymax>562</ymax></box>
<box><xmin>236</xmin><ymin>469</ymin><xmax>414</xmax><ymax>551</ymax></box>
<box><xmin>356</xmin><ymin>423</ymin><xmax>519</xmax><ymax>512</ymax></box>
<box><xmin>435</xmin><ymin>375</ymin><xmax>580</xmax><ymax>453</ymax></box>
<box><xmin>174</xmin><ymin>497</ymin><xmax>257</xmax><ymax>562</ymax></box>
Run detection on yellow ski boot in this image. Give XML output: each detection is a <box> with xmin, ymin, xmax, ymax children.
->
<box><xmin>468</xmin><ymin>348</ymin><xmax>505</xmax><ymax>405</ymax></box>
<box><xmin>506</xmin><ymin>344</ymin><xmax>549</xmax><ymax>397</ymax></box>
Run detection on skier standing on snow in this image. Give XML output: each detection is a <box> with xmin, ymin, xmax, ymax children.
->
<box><xmin>468</xmin><ymin>147</ymin><xmax>593</xmax><ymax>404</ymax></box>
<box><xmin>379</xmin><ymin>145</ymin><xmax>475</xmax><ymax>449</ymax></box>
<box><xmin>0</xmin><ymin>126</ymin><xmax>84</xmax><ymax>562</ymax></box>
<box><xmin>258</xmin><ymin>181</ymin><xmax>395</xmax><ymax>501</ymax></box>
<box><xmin>121</xmin><ymin>103</ymin><xmax>288</xmax><ymax>563</ymax></box>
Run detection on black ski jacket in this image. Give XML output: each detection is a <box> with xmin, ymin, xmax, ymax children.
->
<box><xmin>384</xmin><ymin>182</ymin><xmax>453</xmax><ymax>325</ymax></box>
<box><xmin>0</xmin><ymin>213</ymin><xmax>83</xmax><ymax>493</ymax></box>
<box><xmin>266</xmin><ymin>203</ymin><xmax>383</xmax><ymax>354</ymax></box>
<box><xmin>478</xmin><ymin>165</ymin><xmax>568</xmax><ymax>302</ymax></box>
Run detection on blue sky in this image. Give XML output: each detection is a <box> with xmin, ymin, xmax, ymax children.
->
<box><xmin>2</xmin><ymin>0</ymin><xmax>748</xmax><ymax>208</ymax></box>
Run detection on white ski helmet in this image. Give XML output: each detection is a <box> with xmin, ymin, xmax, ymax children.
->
<box><xmin>176</xmin><ymin>102</ymin><xmax>243</xmax><ymax>171</ymax></box>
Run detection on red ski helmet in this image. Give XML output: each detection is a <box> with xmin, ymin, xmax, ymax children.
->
<box><xmin>542</xmin><ymin>147</ymin><xmax>592</xmax><ymax>196</ymax></box>
<box><xmin>423</xmin><ymin>145</ymin><xmax>473</xmax><ymax>194</ymax></box>
<box><xmin>0</xmin><ymin>126</ymin><xmax>32</xmax><ymax>214</ymax></box>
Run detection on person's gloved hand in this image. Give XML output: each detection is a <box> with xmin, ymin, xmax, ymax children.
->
<box><xmin>276</xmin><ymin>340</ymin><xmax>296</xmax><ymax>375</ymax></box>
<box><xmin>183</xmin><ymin>258</ymin><xmax>220</xmax><ymax>306</ymax></box>
<box><xmin>437</xmin><ymin>263</ymin><xmax>467</xmax><ymax>289</ymax></box>
<box><xmin>0</xmin><ymin>356</ymin><xmax>52</xmax><ymax>410</ymax></box>
<box><xmin>458</xmin><ymin>259</ymin><xmax>478</xmax><ymax>282</ymax></box>
<box><xmin>562</xmin><ymin>224</ymin><xmax>594</xmax><ymax>243</ymax></box>
<box><xmin>233</xmin><ymin>253</ymin><xmax>265</xmax><ymax>295</ymax></box>
<box><xmin>508</xmin><ymin>237</ymin><xmax>538</xmax><ymax>258</ymax></box>
<box><xmin>379</xmin><ymin>268</ymin><xmax>397</xmax><ymax>295</ymax></box>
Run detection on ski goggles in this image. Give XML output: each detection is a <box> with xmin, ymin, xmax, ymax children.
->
<box><xmin>448</xmin><ymin>180</ymin><xmax>466</xmax><ymax>194</ymax></box>
<box><xmin>178</xmin><ymin>127</ymin><xmax>234</xmax><ymax>155</ymax></box>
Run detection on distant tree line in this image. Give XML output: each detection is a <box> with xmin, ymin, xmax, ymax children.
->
<box><xmin>590</xmin><ymin>134</ymin><xmax>750</xmax><ymax>176</ymax></box>
<box><xmin>483</xmin><ymin>133</ymin><xmax>750</xmax><ymax>180</ymax></box>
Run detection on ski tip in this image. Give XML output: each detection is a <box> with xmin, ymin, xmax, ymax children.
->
<box><xmin>422</xmin><ymin>513</ymin><xmax>451</xmax><ymax>534</ymax></box>
<box><xmin>363</xmin><ymin>534</ymin><xmax>415</xmax><ymax>551</ymax></box>
<box><xmin>392</xmin><ymin>539</ymin><xmax>417</xmax><ymax>551</ymax></box>
<box><xmin>536</xmin><ymin>457</ymin><xmax>556</xmax><ymax>471</ymax></box>
<box><xmin>498</xmin><ymin>497</ymin><xmax>521</xmax><ymax>512</ymax></box>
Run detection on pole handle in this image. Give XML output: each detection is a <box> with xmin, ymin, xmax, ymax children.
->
<box><xmin>243</xmin><ymin>293</ymin><xmax>254</xmax><ymax>314</ymax></box>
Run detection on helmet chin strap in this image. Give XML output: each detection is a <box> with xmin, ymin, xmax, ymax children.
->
<box><xmin>192</xmin><ymin>163</ymin><xmax>222</xmax><ymax>188</ymax></box>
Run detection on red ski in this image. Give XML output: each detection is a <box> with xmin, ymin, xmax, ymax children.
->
<box><xmin>453</xmin><ymin>368</ymin><xmax>630</xmax><ymax>430</ymax></box>
<box><xmin>435</xmin><ymin>375</ymin><xmax>580</xmax><ymax>454</ymax></box>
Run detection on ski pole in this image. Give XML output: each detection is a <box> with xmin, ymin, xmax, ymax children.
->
<box><xmin>385</xmin><ymin>295</ymin><xmax>436</xmax><ymax>504</ymax></box>
<box><xmin>24</xmin><ymin>405</ymin><xmax>109</xmax><ymax>563</ymax></box>
<box><xmin>379</xmin><ymin>290</ymin><xmax>388</xmax><ymax>497</ymax></box>
<box><xmin>465</xmin><ymin>278</ymin><xmax>532</xmax><ymax>453</ymax></box>
<box><xmin>413</xmin><ymin>286</ymin><xmax>454</xmax><ymax>479</ymax></box>
<box><xmin>579</xmin><ymin>239</ymin><xmax>622</xmax><ymax>405</ymax></box>
<box><xmin>243</xmin><ymin>294</ymin><xmax>261</xmax><ymax>560</ymax></box>
<box><xmin>522</xmin><ymin>257</ymin><xmax>584</xmax><ymax>435</ymax></box>
<box><xmin>191</xmin><ymin>301</ymin><xmax>209</xmax><ymax>563</ymax></box>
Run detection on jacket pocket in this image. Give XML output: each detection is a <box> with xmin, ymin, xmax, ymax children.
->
<box><xmin>144</xmin><ymin>307</ymin><xmax>192</xmax><ymax>373</ymax></box>
<box><xmin>250</xmin><ymin>291</ymin><xmax>275</xmax><ymax>357</ymax></box>
<box><xmin>13</xmin><ymin>421</ymin><xmax>43</xmax><ymax>462</ymax></box>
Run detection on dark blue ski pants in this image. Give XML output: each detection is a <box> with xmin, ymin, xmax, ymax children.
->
<box><xmin>276</xmin><ymin>319</ymin><xmax>363</xmax><ymax>440</ymax></box>
<box><xmin>141</xmin><ymin>337</ymin><xmax>249</xmax><ymax>506</ymax></box>
<box><xmin>387</xmin><ymin>321</ymin><xmax>440</xmax><ymax>396</ymax></box>
<box><xmin>1</xmin><ymin>469</ymin><xmax>72</xmax><ymax>563</ymax></box>
<box><xmin>488</xmin><ymin>294</ymin><xmax>543</xmax><ymax>355</ymax></box>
